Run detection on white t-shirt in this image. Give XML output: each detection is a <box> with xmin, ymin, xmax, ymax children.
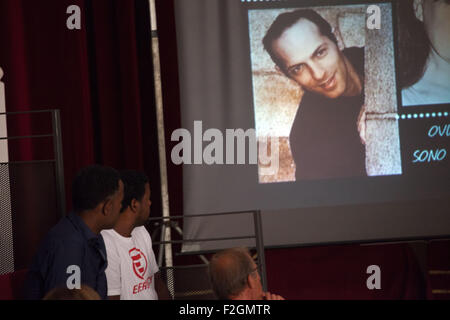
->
<box><xmin>101</xmin><ymin>226</ymin><xmax>159</xmax><ymax>300</ymax></box>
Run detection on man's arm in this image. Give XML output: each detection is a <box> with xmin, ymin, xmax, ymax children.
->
<box><xmin>155</xmin><ymin>272</ymin><xmax>171</xmax><ymax>300</ymax></box>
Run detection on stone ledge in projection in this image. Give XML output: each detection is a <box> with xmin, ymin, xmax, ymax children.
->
<box><xmin>365</xmin><ymin>3</ymin><xmax>397</xmax><ymax>114</ymax></box>
<box><xmin>338</xmin><ymin>12</ymin><xmax>366</xmax><ymax>48</ymax></box>
<box><xmin>366</xmin><ymin>118</ymin><xmax>402</xmax><ymax>176</ymax></box>
<box><xmin>253</xmin><ymin>73</ymin><xmax>302</xmax><ymax>137</ymax></box>
<box><xmin>364</xmin><ymin>3</ymin><xmax>402</xmax><ymax>176</ymax></box>
<box><xmin>258</xmin><ymin>136</ymin><xmax>295</xmax><ymax>183</ymax></box>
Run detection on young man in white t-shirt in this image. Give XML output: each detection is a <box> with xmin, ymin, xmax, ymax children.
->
<box><xmin>101</xmin><ymin>171</ymin><xmax>170</xmax><ymax>300</ymax></box>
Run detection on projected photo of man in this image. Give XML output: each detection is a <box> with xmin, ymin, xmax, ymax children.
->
<box><xmin>263</xmin><ymin>9</ymin><xmax>366</xmax><ymax>180</ymax></box>
<box><xmin>398</xmin><ymin>0</ymin><xmax>450</xmax><ymax>106</ymax></box>
<box><xmin>250</xmin><ymin>5</ymin><xmax>402</xmax><ymax>182</ymax></box>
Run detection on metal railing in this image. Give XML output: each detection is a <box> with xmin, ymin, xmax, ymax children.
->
<box><xmin>147</xmin><ymin>210</ymin><xmax>267</xmax><ymax>299</ymax></box>
<box><xmin>0</xmin><ymin>109</ymin><xmax>66</xmax><ymax>218</ymax></box>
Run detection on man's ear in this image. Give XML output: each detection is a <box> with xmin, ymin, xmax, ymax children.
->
<box><xmin>247</xmin><ymin>273</ymin><xmax>257</xmax><ymax>289</ymax></box>
<box><xmin>102</xmin><ymin>198</ymin><xmax>113</xmax><ymax>216</ymax></box>
<box><xmin>130</xmin><ymin>198</ymin><xmax>139</xmax><ymax>213</ymax></box>
<box><xmin>413</xmin><ymin>0</ymin><xmax>424</xmax><ymax>22</ymax></box>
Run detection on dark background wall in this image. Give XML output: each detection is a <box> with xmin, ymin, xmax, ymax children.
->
<box><xmin>0</xmin><ymin>0</ymin><xmax>163</xmax><ymax>270</ymax></box>
<box><xmin>0</xmin><ymin>0</ymin><xmax>448</xmax><ymax>299</ymax></box>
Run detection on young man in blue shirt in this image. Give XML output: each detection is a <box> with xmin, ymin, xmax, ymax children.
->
<box><xmin>24</xmin><ymin>165</ymin><xmax>124</xmax><ymax>300</ymax></box>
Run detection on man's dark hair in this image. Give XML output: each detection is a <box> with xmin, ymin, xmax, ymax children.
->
<box><xmin>263</xmin><ymin>9</ymin><xmax>338</xmax><ymax>74</ymax></box>
<box><xmin>120</xmin><ymin>170</ymin><xmax>149</xmax><ymax>212</ymax></box>
<box><xmin>397</xmin><ymin>0</ymin><xmax>430</xmax><ymax>89</ymax></box>
<box><xmin>72</xmin><ymin>165</ymin><xmax>121</xmax><ymax>213</ymax></box>
<box><xmin>209</xmin><ymin>248</ymin><xmax>256</xmax><ymax>300</ymax></box>
<box><xmin>397</xmin><ymin>0</ymin><xmax>450</xmax><ymax>89</ymax></box>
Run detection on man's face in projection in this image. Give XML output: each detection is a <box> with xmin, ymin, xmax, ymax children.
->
<box><xmin>271</xmin><ymin>18</ymin><xmax>350</xmax><ymax>99</ymax></box>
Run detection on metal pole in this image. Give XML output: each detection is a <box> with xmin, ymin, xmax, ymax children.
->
<box><xmin>51</xmin><ymin>110</ymin><xmax>66</xmax><ymax>217</ymax></box>
<box><xmin>0</xmin><ymin>67</ymin><xmax>9</xmax><ymax>163</ymax></box>
<box><xmin>254</xmin><ymin>210</ymin><xmax>267</xmax><ymax>291</ymax></box>
<box><xmin>0</xmin><ymin>67</ymin><xmax>15</xmax><ymax>274</ymax></box>
<box><xmin>148</xmin><ymin>0</ymin><xmax>174</xmax><ymax>298</ymax></box>
<box><xmin>158</xmin><ymin>221</ymin><xmax>167</xmax><ymax>266</ymax></box>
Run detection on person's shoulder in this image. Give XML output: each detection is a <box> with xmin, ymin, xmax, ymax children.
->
<box><xmin>31</xmin><ymin>221</ymin><xmax>86</xmax><ymax>267</ymax></box>
<box><xmin>133</xmin><ymin>226</ymin><xmax>150</xmax><ymax>236</ymax></box>
<box><xmin>132</xmin><ymin>226</ymin><xmax>152</xmax><ymax>244</ymax></box>
<box><xmin>100</xmin><ymin>229</ymin><xmax>117</xmax><ymax>241</ymax></box>
<box><xmin>100</xmin><ymin>229</ymin><xmax>122</xmax><ymax>253</ymax></box>
<box><xmin>42</xmin><ymin>216</ymin><xmax>84</xmax><ymax>247</ymax></box>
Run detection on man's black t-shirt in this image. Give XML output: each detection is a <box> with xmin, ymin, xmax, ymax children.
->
<box><xmin>289</xmin><ymin>46</ymin><xmax>366</xmax><ymax>180</ymax></box>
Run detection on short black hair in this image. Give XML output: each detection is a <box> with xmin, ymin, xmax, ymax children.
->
<box><xmin>72</xmin><ymin>165</ymin><xmax>121</xmax><ymax>213</ymax></box>
<box><xmin>263</xmin><ymin>9</ymin><xmax>338</xmax><ymax>74</ymax></box>
<box><xmin>120</xmin><ymin>170</ymin><xmax>149</xmax><ymax>212</ymax></box>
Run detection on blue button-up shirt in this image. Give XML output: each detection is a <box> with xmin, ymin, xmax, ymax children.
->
<box><xmin>24</xmin><ymin>212</ymin><xmax>108</xmax><ymax>300</ymax></box>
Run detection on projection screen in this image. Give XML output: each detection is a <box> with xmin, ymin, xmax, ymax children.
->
<box><xmin>170</xmin><ymin>0</ymin><xmax>450</xmax><ymax>252</ymax></box>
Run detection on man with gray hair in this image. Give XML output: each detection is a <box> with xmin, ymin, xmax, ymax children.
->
<box><xmin>209</xmin><ymin>247</ymin><xmax>285</xmax><ymax>300</ymax></box>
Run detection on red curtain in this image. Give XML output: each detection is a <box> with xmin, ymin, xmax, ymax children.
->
<box><xmin>0</xmin><ymin>0</ymin><xmax>162</xmax><ymax>187</ymax></box>
<box><xmin>0</xmin><ymin>0</ymin><xmax>433</xmax><ymax>299</ymax></box>
<box><xmin>0</xmin><ymin>0</ymin><xmax>162</xmax><ymax>269</ymax></box>
<box><xmin>265</xmin><ymin>244</ymin><xmax>426</xmax><ymax>300</ymax></box>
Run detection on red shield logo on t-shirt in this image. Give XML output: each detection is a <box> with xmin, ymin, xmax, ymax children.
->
<box><xmin>129</xmin><ymin>248</ymin><xmax>148</xmax><ymax>280</ymax></box>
